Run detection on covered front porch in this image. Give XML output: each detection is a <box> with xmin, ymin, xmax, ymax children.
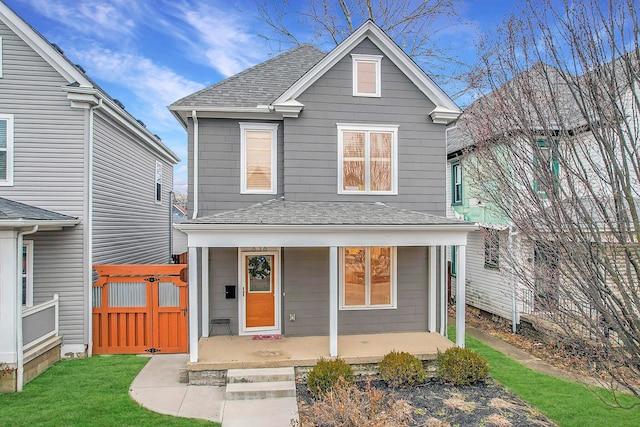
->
<box><xmin>189</xmin><ymin>332</ymin><xmax>455</xmax><ymax>371</ymax></box>
<box><xmin>178</xmin><ymin>200</ymin><xmax>475</xmax><ymax>364</ymax></box>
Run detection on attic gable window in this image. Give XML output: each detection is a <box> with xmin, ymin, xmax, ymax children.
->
<box><xmin>240</xmin><ymin>122</ymin><xmax>278</xmax><ymax>194</ymax></box>
<box><xmin>352</xmin><ymin>54</ymin><xmax>382</xmax><ymax>97</ymax></box>
<box><xmin>0</xmin><ymin>114</ymin><xmax>14</xmax><ymax>186</ymax></box>
<box><xmin>338</xmin><ymin>124</ymin><xmax>398</xmax><ymax>194</ymax></box>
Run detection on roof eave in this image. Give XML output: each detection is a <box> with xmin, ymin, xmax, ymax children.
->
<box><xmin>169</xmin><ymin>105</ymin><xmax>286</xmax><ymax>121</ymax></box>
<box><xmin>177</xmin><ymin>223</ymin><xmax>477</xmax><ymax>232</ymax></box>
<box><xmin>0</xmin><ymin>218</ymin><xmax>80</xmax><ymax>230</ymax></box>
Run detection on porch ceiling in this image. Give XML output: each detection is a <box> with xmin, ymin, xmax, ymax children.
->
<box><xmin>188</xmin><ymin>332</ymin><xmax>455</xmax><ymax>371</ymax></box>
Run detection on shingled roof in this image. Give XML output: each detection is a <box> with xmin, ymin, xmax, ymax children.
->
<box><xmin>0</xmin><ymin>197</ymin><xmax>77</xmax><ymax>221</ymax></box>
<box><xmin>184</xmin><ymin>199</ymin><xmax>470</xmax><ymax>226</ymax></box>
<box><xmin>171</xmin><ymin>44</ymin><xmax>326</xmax><ymax>109</ymax></box>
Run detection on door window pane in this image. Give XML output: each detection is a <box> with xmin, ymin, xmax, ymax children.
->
<box><xmin>343</xmin><ymin>132</ymin><xmax>365</xmax><ymax>191</ymax></box>
<box><xmin>248</xmin><ymin>255</ymin><xmax>273</xmax><ymax>293</ymax></box>
<box><xmin>344</xmin><ymin>247</ymin><xmax>366</xmax><ymax>306</ymax></box>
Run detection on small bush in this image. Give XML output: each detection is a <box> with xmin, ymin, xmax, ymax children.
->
<box><xmin>379</xmin><ymin>351</ymin><xmax>426</xmax><ymax>388</ymax></box>
<box><xmin>306</xmin><ymin>357</ymin><xmax>354</xmax><ymax>397</ymax></box>
<box><xmin>298</xmin><ymin>377</ymin><xmax>413</xmax><ymax>427</ymax></box>
<box><xmin>436</xmin><ymin>347</ymin><xmax>489</xmax><ymax>385</ymax></box>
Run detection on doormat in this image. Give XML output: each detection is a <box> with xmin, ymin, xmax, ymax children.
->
<box><xmin>252</xmin><ymin>334</ymin><xmax>281</xmax><ymax>340</ymax></box>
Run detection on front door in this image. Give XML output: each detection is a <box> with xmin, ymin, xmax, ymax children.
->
<box><xmin>240</xmin><ymin>250</ymin><xmax>280</xmax><ymax>334</ymax></box>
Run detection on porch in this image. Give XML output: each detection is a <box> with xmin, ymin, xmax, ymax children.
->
<box><xmin>188</xmin><ymin>332</ymin><xmax>455</xmax><ymax>371</ymax></box>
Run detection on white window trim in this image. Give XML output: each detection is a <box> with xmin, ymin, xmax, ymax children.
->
<box><xmin>240</xmin><ymin>122</ymin><xmax>279</xmax><ymax>194</ymax></box>
<box><xmin>352</xmin><ymin>54</ymin><xmax>382</xmax><ymax>97</ymax></box>
<box><xmin>23</xmin><ymin>240</ymin><xmax>33</xmax><ymax>307</ymax></box>
<box><xmin>339</xmin><ymin>246</ymin><xmax>397</xmax><ymax>310</ymax></box>
<box><xmin>337</xmin><ymin>123</ymin><xmax>398</xmax><ymax>195</ymax></box>
<box><xmin>155</xmin><ymin>161</ymin><xmax>162</xmax><ymax>204</ymax></box>
<box><xmin>0</xmin><ymin>113</ymin><xmax>14</xmax><ymax>186</ymax></box>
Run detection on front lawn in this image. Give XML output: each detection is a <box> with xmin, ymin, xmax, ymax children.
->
<box><xmin>450</xmin><ymin>327</ymin><xmax>640</xmax><ymax>427</ymax></box>
<box><xmin>0</xmin><ymin>355</ymin><xmax>217</xmax><ymax>427</ymax></box>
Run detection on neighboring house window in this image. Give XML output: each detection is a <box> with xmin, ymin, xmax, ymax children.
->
<box><xmin>352</xmin><ymin>54</ymin><xmax>382</xmax><ymax>97</ymax></box>
<box><xmin>533</xmin><ymin>139</ymin><xmax>559</xmax><ymax>195</ymax></box>
<box><xmin>0</xmin><ymin>113</ymin><xmax>14</xmax><ymax>186</ymax></box>
<box><xmin>22</xmin><ymin>241</ymin><xmax>33</xmax><ymax>307</ymax></box>
<box><xmin>451</xmin><ymin>161</ymin><xmax>462</xmax><ymax>204</ymax></box>
<box><xmin>450</xmin><ymin>245</ymin><xmax>457</xmax><ymax>277</ymax></box>
<box><xmin>240</xmin><ymin>122</ymin><xmax>278</xmax><ymax>194</ymax></box>
<box><xmin>337</xmin><ymin>124</ymin><xmax>398</xmax><ymax>194</ymax></box>
<box><xmin>484</xmin><ymin>227</ymin><xmax>500</xmax><ymax>269</ymax></box>
<box><xmin>155</xmin><ymin>161</ymin><xmax>162</xmax><ymax>204</ymax></box>
<box><xmin>341</xmin><ymin>246</ymin><xmax>396</xmax><ymax>309</ymax></box>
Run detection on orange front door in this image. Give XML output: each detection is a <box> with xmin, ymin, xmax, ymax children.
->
<box><xmin>245</xmin><ymin>254</ymin><xmax>276</xmax><ymax>328</ymax></box>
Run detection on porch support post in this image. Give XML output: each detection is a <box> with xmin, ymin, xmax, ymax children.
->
<box><xmin>201</xmin><ymin>247</ymin><xmax>209</xmax><ymax>338</ymax></box>
<box><xmin>440</xmin><ymin>246</ymin><xmax>447</xmax><ymax>335</ymax></box>
<box><xmin>329</xmin><ymin>246</ymin><xmax>338</xmax><ymax>357</ymax></box>
<box><xmin>456</xmin><ymin>245</ymin><xmax>466</xmax><ymax>347</ymax></box>
<box><xmin>188</xmin><ymin>247</ymin><xmax>199</xmax><ymax>363</ymax></box>
<box><xmin>428</xmin><ymin>246</ymin><xmax>437</xmax><ymax>332</ymax></box>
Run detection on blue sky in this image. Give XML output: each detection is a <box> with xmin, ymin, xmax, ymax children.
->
<box><xmin>4</xmin><ymin>0</ymin><xmax>518</xmax><ymax>193</ymax></box>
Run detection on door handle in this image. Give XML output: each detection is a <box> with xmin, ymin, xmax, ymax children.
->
<box><xmin>182</xmin><ymin>307</ymin><xmax>188</xmax><ymax>317</ymax></box>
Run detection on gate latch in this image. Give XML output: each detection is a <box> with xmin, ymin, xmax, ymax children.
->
<box><xmin>145</xmin><ymin>347</ymin><xmax>161</xmax><ymax>354</ymax></box>
<box><xmin>145</xmin><ymin>277</ymin><xmax>159</xmax><ymax>282</ymax></box>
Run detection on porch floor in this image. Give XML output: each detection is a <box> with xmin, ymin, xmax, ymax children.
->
<box><xmin>188</xmin><ymin>332</ymin><xmax>454</xmax><ymax>371</ymax></box>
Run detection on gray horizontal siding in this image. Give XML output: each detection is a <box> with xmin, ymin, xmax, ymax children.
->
<box><xmin>189</xmin><ymin>119</ymin><xmax>284</xmax><ymax>216</ymax></box>
<box><xmin>283</xmin><ymin>38</ymin><xmax>446</xmax><ymax>214</ymax></box>
<box><xmin>0</xmin><ymin>20</ymin><xmax>86</xmax><ymax>345</ymax></box>
<box><xmin>208</xmin><ymin>248</ymin><xmax>239</xmax><ymax>335</ymax></box>
<box><xmin>92</xmin><ymin>111</ymin><xmax>173</xmax><ymax>264</ymax></box>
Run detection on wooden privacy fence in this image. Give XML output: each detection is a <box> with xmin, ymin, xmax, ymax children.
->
<box><xmin>92</xmin><ymin>264</ymin><xmax>188</xmax><ymax>355</ymax></box>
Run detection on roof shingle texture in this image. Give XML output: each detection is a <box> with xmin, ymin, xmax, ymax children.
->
<box><xmin>187</xmin><ymin>199</ymin><xmax>471</xmax><ymax>226</ymax></box>
<box><xmin>171</xmin><ymin>44</ymin><xmax>326</xmax><ymax>108</ymax></box>
<box><xmin>0</xmin><ymin>197</ymin><xmax>76</xmax><ymax>221</ymax></box>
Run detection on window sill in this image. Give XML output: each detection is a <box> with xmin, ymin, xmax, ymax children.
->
<box><xmin>484</xmin><ymin>264</ymin><xmax>500</xmax><ymax>270</ymax></box>
<box><xmin>451</xmin><ymin>202</ymin><xmax>462</xmax><ymax>206</ymax></box>
<box><xmin>340</xmin><ymin>305</ymin><xmax>396</xmax><ymax>311</ymax></box>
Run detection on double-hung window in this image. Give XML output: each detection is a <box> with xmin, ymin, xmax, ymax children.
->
<box><xmin>155</xmin><ymin>161</ymin><xmax>162</xmax><ymax>204</ymax></box>
<box><xmin>240</xmin><ymin>123</ymin><xmax>278</xmax><ymax>194</ymax></box>
<box><xmin>341</xmin><ymin>246</ymin><xmax>396</xmax><ymax>309</ymax></box>
<box><xmin>0</xmin><ymin>113</ymin><xmax>14</xmax><ymax>186</ymax></box>
<box><xmin>451</xmin><ymin>161</ymin><xmax>462</xmax><ymax>204</ymax></box>
<box><xmin>484</xmin><ymin>227</ymin><xmax>500</xmax><ymax>269</ymax></box>
<box><xmin>352</xmin><ymin>54</ymin><xmax>382</xmax><ymax>97</ymax></box>
<box><xmin>338</xmin><ymin>124</ymin><xmax>397</xmax><ymax>194</ymax></box>
<box><xmin>533</xmin><ymin>139</ymin><xmax>559</xmax><ymax>196</ymax></box>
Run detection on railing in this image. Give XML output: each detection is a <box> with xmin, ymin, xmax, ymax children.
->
<box><xmin>22</xmin><ymin>294</ymin><xmax>59</xmax><ymax>351</ymax></box>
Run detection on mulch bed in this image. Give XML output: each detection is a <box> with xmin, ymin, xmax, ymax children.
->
<box><xmin>296</xmin><ymin>375</ymin><xmax>556</xmax><ymax>427</ymax></box>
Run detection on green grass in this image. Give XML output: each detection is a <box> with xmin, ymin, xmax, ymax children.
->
<box><xmin>449</xmin><ymin>327</ymin><xmax>640</xmax><ymax>427</ymax></box>
<box><xmin>0</xmin><ymin>355</ymin><xmax>218</xmax><ymax>427</ymax></box>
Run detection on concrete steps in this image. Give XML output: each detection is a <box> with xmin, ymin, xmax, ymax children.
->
<box><xmin>225</xmin><ymin>367</ymin><xmax>296</xmax><ymax>401</ymax></box>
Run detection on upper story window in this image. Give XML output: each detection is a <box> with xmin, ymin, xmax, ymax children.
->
<box><xmin>341</xmin><ymin>246</ymin><xmax>396</xmax><ymax>310</ymax></box>
<box><xmin>352</xmin><ymin>54</ymin><xmax>382</xmax><ymax>97</ymax></box>
<box><xmin>0</xmin><ymin>114</ymin><xmax>14</xmax><ymax>186</ymax></box>
<box><xmin>240</xmin><ymin>122</ymin><xmax>278</xmax><ymax>194</ymax></box>
<box><xmin>155</xmin><ymin>161</ymin><xmax>162</xmax><ymax>204</ymax></box>
<box><xmin>337</xmin><ymin>124</ymin><xmax>398</xmax><ymax>194</ymax></box>
<box><xmin>533</xmin><ymin>139</ymin><xmax>559</xmax><ymax>196</ymax></box>
<box><xmin>484</xmin><ymin>227</ymin><xmax>500</xmax><ymax>269</ymax></box>
<box><xmin>451</xmin><ymin>161</ymin><xmax>462</xmax><ymax>205</ymax></box>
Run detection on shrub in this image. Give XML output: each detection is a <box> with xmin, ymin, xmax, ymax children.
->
<box><xmin>436</xmin><ymin>347</ymin><xmax>489</xmax><ymax>385</ymax></box>
<box><xmin>298</xmin><ymin>377</ymin><xmax>413</xmax><ymax>427</ymax></box>
<box><xmin>379</xmin><ymin>351</ymin><xmax>426</xmax><ymax>388</ymax></box>
<box><xmin>306</xmin><ymin>357</ymin><xmax>354</xmax><ymax>397</ymax></box>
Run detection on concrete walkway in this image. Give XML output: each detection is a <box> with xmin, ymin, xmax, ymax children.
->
<box><xmin>129</xmin><ymin>354</ymin><xmax>298</xmax><ymax>426</ymax></box>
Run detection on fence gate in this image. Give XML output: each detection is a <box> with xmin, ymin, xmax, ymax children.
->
<box><xmin>92</xmin><ymin>264</ymin><xmax>188</xmax><ymax>354</ymax></box>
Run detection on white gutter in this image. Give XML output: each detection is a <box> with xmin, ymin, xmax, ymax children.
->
<box><xmin>191</xmin><ymin>110</ymin><xmax>199</xmax><ymax>219</ymax></box>
<box><xmin>0</xmin><ymin>219</ymin><xmax>79</xmax><ymax>229</ymax></box>
<box><xmin>85</xmin><ymin>99</ymin><xmax>102</xmax><ymax>357</ymax></box>
<box><xmin>177</xmin><ymin>223</ymin><xmax>478</xmax><ymax>233</ymax></box>
<box><xmin>16</xmin><ymin>225</ymin><xmax>38</xmax><ymax>392</ymax></box>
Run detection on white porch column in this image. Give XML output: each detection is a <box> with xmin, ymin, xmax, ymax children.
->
<box><xmin>201</xmin><ymin>247</ymin><xmax>209</xmax><ymax>338</ymax></box>
<box><xmin>440</xmin><ymin>246</ymin><xmax>447</xmax><ymax>335</ymax></box>
<box><xmin>456</xmin><ymin>245</ymin><xmax>466</xmax><ymax>347</ymax></box>
<box><xmin>0</xmin><ymin>231</ymin><xmax>18</xmax><ymax>366</ymax></box>
<box><xmin>329</xmin><ymin>246</ymin><xmax>338</xmax><ymax>357</ymax></box>
<box><xmin>188</xmin><ymin>247</ymin><xmax>199</xmax><ymax>363</ymax></box>
<box><xmin>428</xmin><ymin>246</ymin><xmax>437</xmax><ymax>332</ymax></box>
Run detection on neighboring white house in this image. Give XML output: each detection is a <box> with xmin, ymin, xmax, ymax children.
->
<box><xmin>0</xmin><ymin>1</ymin><xmax>178</xmax><ymax>392</ymax></box>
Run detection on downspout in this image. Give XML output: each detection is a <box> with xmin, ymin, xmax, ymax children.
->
<box><xmin>509</xmin><ymin>224</ymin><xmax>518</xmax><ymax>333</ymax></box>
<box><xmin>169</xmin><ymin>191</ymin><xmax>174</xmax><ymax>262</ymax></box>
<box><xmin>191</xmin><ymin>110</ymin><xmax>199</xmax><ymax>219</ymax></box>
<box><xmin>16</xmin><ymin>225</ymin><xmax>38</xmax><ymax>392</ymax></box>
<box><xmin>85</xmin><ymin>99</ymin><xmax>102</xmax><ymax>357</ymax></box>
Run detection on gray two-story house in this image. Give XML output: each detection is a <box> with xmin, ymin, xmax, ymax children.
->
<box><xmin>172</xmin><ymin>21</ymin><xmax>474</xmax><ymax>364</ymax></box>
<box><xmin>0</xmin><ymin>2</ymin><xmax>177</xmax><ymax>392</ymax></box>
